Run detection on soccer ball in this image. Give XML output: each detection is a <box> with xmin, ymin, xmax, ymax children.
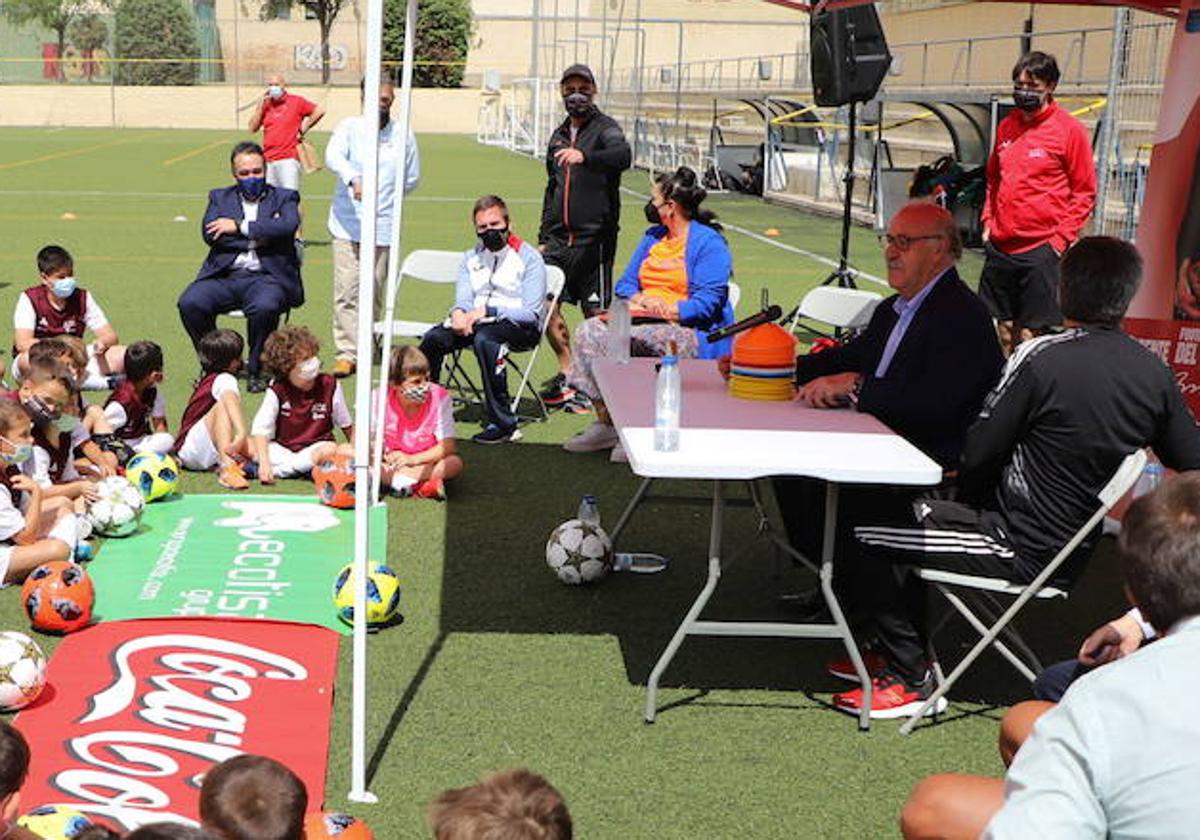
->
<box><xmin>21</xmin><ymin>561</ymin><xmax>95</xmax><ymax>634</ymax></box>
<box><xmin>304</xmin><ymin>811</ymin><xmax>376</xmax><ymax>840</ymax></box>
<box><xmin>0</xmin><ymin>630</ymin><xmax>47</xmax><ymax>711</ymax></box>
<box><xmin>18</xmin><ymin>805</ymin><xmax>94</xmax><ymax>839</ymax></box>
<box><xmin>125</xmin><ymin>451</ymin><xmax>180</xmax><ymax>502</ymax></box>
<box><xmin>314</xmin><ymin>452</ymin><xmax>356</xmax><ymax>509</ymax></box>
<box><xmin>332</xmin><ymin>562</ymin><xmax>401</xmax><ymax>627</ymax></box>
<box><xmin>86</xmin><ymin>475</ymin><xmax>145</xmax><ymax>537</ymax></box>
<box><xmin>545</xmin><ymin>519</ymin><xmax>613</xmax><ymax>585</ymax></box>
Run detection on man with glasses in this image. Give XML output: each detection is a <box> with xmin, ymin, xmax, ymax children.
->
<box><xmin>980</xmin><ymin>51</ymin><xmax>1096</xmax><ymax>354</ymax></box>
<box><xmin>537</xmin><ymin>64</ymin><xmax>631</xmax><ymax>412</ymax></box>
<box><xmin>771</xmin><ymin>201</ymin><xmax>1003</xmax><ymax>623</ymax></box>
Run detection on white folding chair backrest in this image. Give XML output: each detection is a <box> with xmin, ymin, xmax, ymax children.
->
<box><xmin>728</xmin><ymin>280</ymin><xmax>742</xmax><ymax>314</ymax></box>
<box><xmin>543</xmin><ymin>265</ymin><xmax>566</xmax><ymax>323</ymax></box>
<box><xmin>797</xmin><ymin>286</ymin><xmax>882</xmax><ymax>330</ymax></box>
<box><xmin>506</xmin><ymin>263</ymin><xmax>567</xmax><ymax>418</ymax></box>
<box><xmin>900</xmin><ymin>447</ymin><xmax>1150</xmax><ymax>734</ymax></box>
<box><xmin>400</xmin><ymin>249</ymin><xmax>464</xmax><ymax>285</ymax></box>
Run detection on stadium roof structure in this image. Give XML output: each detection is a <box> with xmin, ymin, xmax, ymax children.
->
<box><xmin>762</xmin><ymin>0</ymin><xmax>1179</xmax><ymax>16</ymax></box>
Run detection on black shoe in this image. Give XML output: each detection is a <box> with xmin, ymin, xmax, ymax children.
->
<box><xmin>472</xmin><ymin>423</ymin><xmax>519</xmax><ymax>445</ymax></box>
<box><xmin>247</xmin><ymin>374</ymin><xmax>269</xmax><ymax>393</ymax></box>
<box><xmin>777</xmin><ymin>587</ymin><xmax>832</xmax><ymax>622</ymax></box>
<box><xmin>539</xmin><ymin>373</ymin><xmax>576</xmax><ymax>407</ymax></box>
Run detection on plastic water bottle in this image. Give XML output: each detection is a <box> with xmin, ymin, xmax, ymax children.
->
<box><xmin>577</xmin><ymin>494</ymin><xmax>600</xmax><ymax>527</ymax></box>
<box><xmin>608</xmin><ymin>298</ymin><xmax>632</xmax><ymax>364</ymax></box>
<box><xmin>612</xmin><ymin>552</ymin><xmax>670</xmax><ymax>574</ymax></box>
<box><xmin>1133</xmin><ymin>462</ymin><xmax>1164</xmax><ymax>498</ymax></box>
<box><xmin>654</xmin><ymin>355</ymin><xmax>681</xmax><ymax>452</ymax></box>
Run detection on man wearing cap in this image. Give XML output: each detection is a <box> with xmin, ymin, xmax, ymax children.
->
<box><xmin>537</xmin><ymin>64</ymin><xmax>631</xmax><ymax>411</ymax></box>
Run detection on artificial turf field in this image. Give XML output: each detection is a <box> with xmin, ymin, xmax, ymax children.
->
<box><xmin>0</xmin><ymin>128</ymin><xmax>1131</xmax><ymax>837</ymax></box>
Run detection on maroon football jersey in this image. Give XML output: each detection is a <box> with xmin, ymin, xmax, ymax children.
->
<box><xmin>174</xmin><ymin>373</ymin><xmax>220</xmax><ymax>452</ymax></box>
<box><xmin>32</xmin><ymin>423</ymin><xmax>72</xmax><ymax>484</ymax></box>
<box><xmin>105</xmin><ymin>381</ymin><xmax>157</xmax><ymax>441</ymax></box>
<box><xmin>24</xmin><ymin>285</ymin><xmax>90</xmax><ymax>339</ymax></box>
<box><xmin>0</xmin><ymin>464</ymin><xmax>24</xmax><ymax>512</ymax></box>
<box><xmin>270</xmin><ymin>374</ymin><xmax>338</xmax><ymax>452</ymax></box>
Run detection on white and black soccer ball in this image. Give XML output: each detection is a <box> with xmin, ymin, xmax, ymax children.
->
<box><xmin>545</xmin><ymin>518</ymin><xmax>613</xmax><ymax>585</ymax></box>
<box><xmin>0</xmin><ymin>630</ymin><xmax>47</xmax><ymax>711</ymax></box>
<box><xmin>86</xmin><ymin>476</ymin><xmax>146</xmax><ymax>538</ymax></box>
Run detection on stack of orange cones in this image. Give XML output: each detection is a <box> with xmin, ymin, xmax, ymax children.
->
<box><xmin>728</xmin><ymin>322</ymin><xmax>797</xmax><ymax>401</ymax></box>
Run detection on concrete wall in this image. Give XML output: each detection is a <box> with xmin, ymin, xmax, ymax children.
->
<box><xmin>0</xmin><ymin>85</ymin><xmax>485</xmax><ymax>132</ymax></box>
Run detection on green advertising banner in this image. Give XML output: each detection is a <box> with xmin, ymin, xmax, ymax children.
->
<box><xmin>89</xmin><ymin>495</ymin><xmax>389</xmax><ymax>634</ymax></box>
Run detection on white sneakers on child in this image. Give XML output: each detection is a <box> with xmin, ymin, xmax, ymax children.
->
<box><xmin>563</xmin><ymin>422</ymin><xmax>619</xmax><ymax>453</ymax></box>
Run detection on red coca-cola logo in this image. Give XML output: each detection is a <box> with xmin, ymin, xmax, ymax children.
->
<box><xmin>15</xmin><ymin>618</ymin><xmax>338</xmax><ymax>832</ymax></box>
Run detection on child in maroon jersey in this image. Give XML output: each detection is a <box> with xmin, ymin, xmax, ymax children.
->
<box><xmin>175</xmin><ymin>330</ymin><xmax>252</xmax><ymax>490</ymax></box>
<box><xmin>11</xmin><ymin>245</ymin><xmax>126</xmax><ymax>389</ymax></box>
<box><xmin>0</xmin><ymin>399</ymin><xmax>78</xmax><ymax>583</ymax></box>
<box><xmin>250</xmin><ymin>325</ymin><xmax>353</xmax><ymax>484</ymax></box>
<box><xmin>374</xmin><ymin>345</ymin><xmax>462</xmax><ymax>500</ymax></box>
<box><xmin>103</xmin><ymin>340</ymin><xmax>174</xmax><ymax>463</ymax></box>
<box><xmin>28</xmin><ymin>337</ymin><xmax>120</xmax><ymax>476</ymax></box>
<box><xmin>16</xmin><ymin>359</ymin><xmax>103</xmax><ymax>507</ymax></box>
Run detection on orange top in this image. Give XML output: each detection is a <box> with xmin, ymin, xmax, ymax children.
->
<box><xmin>638</xmin><ymin>234</ymin><xmax>689</xmax><ymax>306</ymax></box>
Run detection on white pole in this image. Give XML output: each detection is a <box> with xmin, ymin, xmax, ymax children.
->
<box><xmin>372</xmin><ymin>0</ymin><xmax>419</xmax><ymax>504</ymax></box>
<box><xmin>348</xmin><ymin>0</ymin><xmax>385</xmax><ymax>806</ymax></box>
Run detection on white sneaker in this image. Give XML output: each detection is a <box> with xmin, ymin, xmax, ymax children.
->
<box><xmin>609</xmin><ymin>441</ymin><xmax>628</xmax><ymax>463</ymax></box>
<box><xmin>563</xmin><ymin>422</ymin><xmax>619</xmax><ymax>453</ymax></box>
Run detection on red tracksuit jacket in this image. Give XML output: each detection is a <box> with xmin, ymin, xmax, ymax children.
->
<box><xmin>981</xmin><ymin>101</ymin><xmax>1097</xmax><ymax>256</ymax></box>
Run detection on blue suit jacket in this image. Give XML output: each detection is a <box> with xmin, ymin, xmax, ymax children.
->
<box><xmin>194</xmin><ymin>184</ymin><xmax>304</xmax><ymax>309</ymax></box>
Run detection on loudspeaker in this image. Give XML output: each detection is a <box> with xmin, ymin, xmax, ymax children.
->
<box><xmin>810</xmin><ymin>3</ymin><xmax>892</xmax><ymax>107</ymax></box>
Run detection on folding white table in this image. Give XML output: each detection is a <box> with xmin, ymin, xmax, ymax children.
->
<box><xmin>593</xmin><ymin>358</ymin><xmax>942</xmax><ymax>730</ymax></box>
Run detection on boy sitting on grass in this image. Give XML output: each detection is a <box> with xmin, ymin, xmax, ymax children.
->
<box><xmin>103</xmin><ymin>340</ymin><xmax>174</xmax><ymax>463</ymax></box>
<box><xmin>28</xmin><ymin>337</ymin><xmax>119</xmax><ymax>475</ymax></box>
<box><xmin>0</xmin><ymin>399</ymin><xmax>77</xmax><ymax>584</ymax></box>
<box><xmin>19</xmin><ymin>359</ymin><xmax>104</xmax><ymax>505</ymax></box>
<box><xmin>11</xmin><ymin>244</ymin><xmax>126</xmax><ymax>390</ymax></box>
<box><xmin>250</xmin><ymin>325</ymin><xmax>353</xmax><ymax>485</ymax></box>
<box><xmin>175</xmin><ymin>329</ymin><xmax>253</xmax><ymax>490</ymax></box>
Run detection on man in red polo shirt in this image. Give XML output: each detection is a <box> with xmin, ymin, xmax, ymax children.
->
<box><xmin>980</xmin><ymin>51</ymin><xmax>1096</xmax><ymax>354</ymax></box>
<box><xmin>248</xmin><ymin>73</ymin><xmax>325</xmax><ymax>196</ymax></box>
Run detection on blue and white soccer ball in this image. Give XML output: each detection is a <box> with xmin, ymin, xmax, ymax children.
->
<box><xmin>545</xmin><ymin>519</ymin><xmax>613</xmax><ymax>585</ymax></box>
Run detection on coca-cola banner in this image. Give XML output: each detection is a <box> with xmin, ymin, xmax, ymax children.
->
<box><xmin>14</xmin><ymin>618</ymin><xmax>339</xmax><ymax>832</ymax></box>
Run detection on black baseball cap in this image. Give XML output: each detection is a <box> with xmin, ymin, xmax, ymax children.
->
<box><xmin>560</xmin><ymin>64</ymin><xmax>596</xmax><ymax>85</ymax></box>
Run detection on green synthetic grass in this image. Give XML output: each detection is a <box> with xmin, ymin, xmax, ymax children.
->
<box><xmin>0</xmin><ymin>128</ymin><xmax>1126</xmax><ymax>838</ymax></box>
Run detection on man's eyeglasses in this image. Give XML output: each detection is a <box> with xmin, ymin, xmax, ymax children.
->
<box><xmin>878</xmin><ymin>233</ymin><xmax>944</xmax><ymax>252</ymax></box>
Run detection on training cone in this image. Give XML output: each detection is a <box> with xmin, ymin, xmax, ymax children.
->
<box><xmin>764</xmin><ymin>227</ymin><xmax>780</xmax><ymax>237</ymax></box>
<box><xmin>173</xmin><ymin>215</ymin><xmax>188</xmax><ymax>222</ymax></box>
<box><xmin>60</xmin><ymin>212</ymin><xmax>78</xmax><ymax>221</ymax></box>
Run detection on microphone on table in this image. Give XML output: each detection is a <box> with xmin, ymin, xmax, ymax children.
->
<box><xmin>705</xmin><ymin>304</ymin><xmax>783</xmax><ymax>343</ymax></box>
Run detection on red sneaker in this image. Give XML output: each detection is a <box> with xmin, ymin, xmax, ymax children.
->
<box><xmin>414</xmin><ymin>477</ymin><xmax>446</xmax><ymax>501</ymax></box>
<box><xmin>825</xmin><ymin>651</ymin><xmax>888</xmax><ymax>683</ymax></box>
<box><xmin>833</xmin><ymin>671</ymin><xmax>947</xmax><ymax>720</ymax></box>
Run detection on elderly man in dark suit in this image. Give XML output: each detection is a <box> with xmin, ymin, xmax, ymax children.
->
<box><xmin>178</xmin><ymin>141</ymin><xmax>304</xmax><ymax>392</ymax></box>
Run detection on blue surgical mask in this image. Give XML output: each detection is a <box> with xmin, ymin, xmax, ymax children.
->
<box><xmin>52</xmin><ymin>276</ymin><xmax>77</xmax><ymax>298</ymax></box>
<box><xmin>238</xmin><ymin>177</ymin><xmax>266</xmax><ymax>200</ymax></box>
<box><xmin>268</xmin><ymin>85</ymin><xmax>284</xmax><ymax>100</ymax></box>
<box><xmin>0</xmin><ymin>436</ymin><xmax>32</xmax><ymax>466</ymax></box>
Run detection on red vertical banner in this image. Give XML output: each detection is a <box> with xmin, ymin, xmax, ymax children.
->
<box><xmin>1124</xmin><ymin>1</ymin><xmax>1200</xmax><ymax>414</ymax></box>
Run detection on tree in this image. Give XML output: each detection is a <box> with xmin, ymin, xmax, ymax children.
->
<box><xmin>258</xmin><ymin>0</ymin><xmax>348</xmax><ymax>84</ymax></box>
<box><xmin>383</xmin><ymin>0</ymin><xmax>472</xmax><ymax>88</ymax></box>
<box><xmin>113</xmin><ymin>0</ymin><xmax>200</xmax><ymax>85</ymax></box>
<box><xmin>68</xmin><ymin>13</ymin><xmax>108</xmax><ymax>82</ymax></box>
<box><xmin>2</xmin><ymin>0</ymin><xmax>105</xmax><ymax>82</ymax></box>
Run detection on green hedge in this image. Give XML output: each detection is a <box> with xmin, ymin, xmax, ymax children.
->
<box><xmin>114</xmin><ymin>0</ymin><xmax>199</xmax><ymax>85</ymax></box>
<box><xmin>383</xmin><ymin>0</ymin><xmax>472</xmax><ymax>88</ymax></box>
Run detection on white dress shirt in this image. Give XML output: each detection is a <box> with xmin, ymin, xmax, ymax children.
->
<box><xmin>325</xmin><ymin>116</ymin><xmax>420</xmax><ymax>246</ymax></box>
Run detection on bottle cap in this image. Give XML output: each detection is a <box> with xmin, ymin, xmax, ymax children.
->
<box><xmin>661</xmin><ymin>355</ymin><xmax>678</xmax><ymax>365</ymax></box>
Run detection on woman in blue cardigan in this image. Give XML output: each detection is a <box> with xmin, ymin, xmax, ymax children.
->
<box><xmin>564</xmin><ymin>166</ymin><xmax>734</xmax><ymax>456</ymax></box>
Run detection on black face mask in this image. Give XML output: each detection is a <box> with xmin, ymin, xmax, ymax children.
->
<box><xmin>563</xmin><ymin>92</ymin><xmax>593</xmax><ymax>118</ymax></box>
<box><xmin>479</xmin><ymin>228</ymin><xmax>508</xmax><ymax>252</ymax></box>
<box><xmin>1012</xmin><ymin>88</ymin><xmax>1045</xmax><ymax>112</ymax></box>
<box><xmin>643</xmin><ymin>201</ymin><xmax>662</xmax><ymax>225</ymax></box>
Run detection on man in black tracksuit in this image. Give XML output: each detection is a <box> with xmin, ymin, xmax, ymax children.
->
<box><xmin>837</xmin><ymin>236</ymin><xmax>1200</xmax><ymax>720</ymax></box>
<box><xmin>537</xmin><ymin>64</ymin><xmax>631</xmax><ymax>409</ymax></box>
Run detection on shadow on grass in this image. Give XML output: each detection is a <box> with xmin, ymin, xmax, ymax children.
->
<box><xmin>374</xmin><ymin>438</ymin><xmax>1131</xmax><ymax>749</ymax></box>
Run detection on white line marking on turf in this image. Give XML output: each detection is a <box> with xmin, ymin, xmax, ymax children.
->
<box><xmin>0</xmin><ymin>190</ymin><xmax>541</xmax><ymax>203</ymax></box>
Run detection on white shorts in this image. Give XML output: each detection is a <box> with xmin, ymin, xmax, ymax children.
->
<box><xmin>127</xmin><ymin>432</ymin><xmax>176</xmax><ymax>455</ymax></box>
<box><xmin>267</xmin><ymin>441</ymin><xmax>329</xmax><ymax>478</ymax></box>
<box><xmin>178</xmin><ymin>417</ymin><xmax>219</xmax><ymax>471</ymax></box>
<box><xmin>0</xmin><ymin>546</ymin><xmax>12</xmax><ymax>587</ymax></box>
<box><xmin>267</xmin><ymin>158</ymin><xmax>302</xmax><ymax>191</ymax></box>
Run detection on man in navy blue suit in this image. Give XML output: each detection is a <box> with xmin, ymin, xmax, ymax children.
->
<box><xmin>178</xmin><ymin>141</ymin><xmax>304</xmax><ymax>392</ymax></box>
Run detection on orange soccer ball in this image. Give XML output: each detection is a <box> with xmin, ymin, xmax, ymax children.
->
<box><xmin>313</xmin><ymin>452</ymin><xmax>356</xmax><ymax>509</ymax></box>
<box><xmin>21</xmin><ymin>561</ymin><xmax>95</xmax><ymax>634</ymax></box>
<box><xmin>303</xmin><ymin>811</ymin><xmax>375</xmax><ymax>840</ymax></box>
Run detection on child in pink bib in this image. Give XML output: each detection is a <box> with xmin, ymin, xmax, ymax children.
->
<box><xmin>376</xmin><ymin>346</ymin><xmax>463</xmax><ymax>499</ymax></box>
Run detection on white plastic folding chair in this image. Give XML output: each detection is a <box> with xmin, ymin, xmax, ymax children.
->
<box><xmin>372</xmin><ymin>249</ymin><xmax>483</xmax><ymax>403</ymax></box>
<box><xmin>504</xmin><ymin>264</ymin><xmax>566</xmax><ymax>421</ymax></box>
<box><xmin>899</xmin><ymin>448</ymin><xmax>1148</xmax><ymax>734</ymax></box>
<box><xmin>790</xmin><ymin>285</ymin><xmax>882</xmax><ymax>339</ymax></box>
